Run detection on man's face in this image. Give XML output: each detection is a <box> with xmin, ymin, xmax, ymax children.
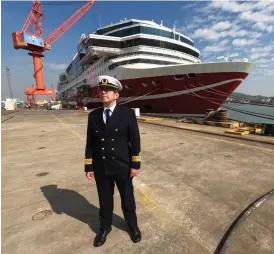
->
<box><xmin>99</xmin><ymin>86</ymin><xmax>119</xmax><ymax>103</ymax></box>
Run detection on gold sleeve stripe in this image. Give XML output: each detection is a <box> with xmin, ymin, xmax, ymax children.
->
<box><xmin>132</xmin><ymin>156</ymin><xmax>141</xmax><ymax>162</ymax></box>
<box><xmin>85</xmin><ymin>159</ymin><xmax>92</xmax><ymax>165</ymax></box>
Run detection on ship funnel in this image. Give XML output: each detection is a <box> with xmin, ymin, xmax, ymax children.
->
<box><xmin>160</xmin><ymin>20</ymin><xmax>163</xmax><ymax>26</ymax></box>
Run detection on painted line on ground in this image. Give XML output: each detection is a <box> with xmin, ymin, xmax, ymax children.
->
<box><xmin>52</xmin><ymin>114</ymin><xmax>85</xmax><ymax>141</ymax></box>
<box><xmin>201</xmin><ymin>135</ymin><xmax>274</xmax><ymax>152</ymax></box>
<box><xmin>1</xmin><ymin>187</ymin><xmax>34</xmax><ymax>195</ymax></box>
<box><xmin>1</xmin><ymin>124</ymin><xmax>26</xmax><ymax>131</ymax></box>
<box><xmin>140</xmin><ymin>122</ymin><xmax>274</xmax><ymax>153</ymax></box>
<box><xmin>134</xmin><ymin>178</ymin><xmax>213</xmax><ymax>254</ymax></box>
<box><xmin>1</xmin><ymin>184</ymin><xmax>97</xmax><ymax>196</ymax></box>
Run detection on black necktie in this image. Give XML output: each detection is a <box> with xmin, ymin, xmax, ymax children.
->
<box><xmin>105</xmin><ymin>109</ymin><xmax>111</xmax><ymax>124</ymax></box>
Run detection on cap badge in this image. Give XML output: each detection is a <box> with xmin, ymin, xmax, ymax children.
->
<box><xmin>101</xmin><ymin>79</ymin><xmax>108</xmax><ymax>84</ymax></box>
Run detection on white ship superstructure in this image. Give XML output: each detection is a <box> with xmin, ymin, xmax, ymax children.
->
<box><xmin>57</xmin><ymin>19</ymin><xmax>254</xmax><ymax>115</ymax></box>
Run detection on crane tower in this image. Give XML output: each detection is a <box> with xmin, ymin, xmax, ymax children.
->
<box><xmin>5</xmin><ymin>65</ymin><xmax>14</xmax><ymax>99</ymax></box>
<box><xmin>12</xmin><ymin>1</ymin><xmax>94</xmax><ymax>106</ymax></box>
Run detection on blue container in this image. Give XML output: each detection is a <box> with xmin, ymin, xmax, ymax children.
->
<box><xmin>21</xmin><ymin>33</ymin><xmax>44</xmax><ymax>48</ymax></box>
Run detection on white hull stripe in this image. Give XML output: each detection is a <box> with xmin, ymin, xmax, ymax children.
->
<box><xmin>90</xmin><ymin>78</ymin><xmax>243</xmax><ymax>102</ymax></box>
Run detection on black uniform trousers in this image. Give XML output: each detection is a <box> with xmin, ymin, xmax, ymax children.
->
<box><xmin>94</xmin><ymin>172</ymin><xmax>138</xmax><ymax>230</ymax></box>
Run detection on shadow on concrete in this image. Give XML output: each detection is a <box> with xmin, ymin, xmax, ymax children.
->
<box><xmin>40</xmin><ymin>185</ymin><xmax>128</xmax><ymax>233</ymax></box>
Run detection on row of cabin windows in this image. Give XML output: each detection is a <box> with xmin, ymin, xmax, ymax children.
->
<box><xmin>65</xmin><ymin>55</ymin><xmax>88</xmax><ymax>81</ymax></box>
<box><xmin>65</xmin><ymin>57</ymin><xmax>106</xmax><ymax>84</ymax></box>
<box><xmin>107</xmin><ymin>26</ymin><xmax>194</xmax><ymax>46</ymax></box>
<box><xmin>86</xmin><ymin>38</ymin><xmax>199</xmax><ymax>58</ymax></box>
<box><xmin>107</xmin><ymin>52</ymin><xmax>194</xmax><ymax>62</ymax></box>
<box><xmin>123</xmin><ymin>74</ymin><xmax>196</xmax><ymax>89</ymax></box>
<box><xmin>108</xmin><ymin>58</ymin><xmax>175</xmax><ymax>70</ymax></box>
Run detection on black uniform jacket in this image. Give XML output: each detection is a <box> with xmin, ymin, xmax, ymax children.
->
<box><xmin>84</xmin><ymin>105</ymin><xmax>141</xmax><ymax>176</ymax></box>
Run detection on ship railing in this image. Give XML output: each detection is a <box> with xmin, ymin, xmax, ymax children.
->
<box><xmin>109</xmin><ymin>54</ymin><xmax>186</xmax><ymax>65</ymax></box>
<box><xmin>88</xmin><ymin>45</ymin><xmax>200</xmax><ymax>63</ymax></box>
<box><xmin>107</xmin><ymin>51</ymin><xmax>199</xmax><ymax>65</ymax></box>
<box><xmin>90</xmin><ymin>46</ymin><xmax>201</xmax><ymax>63</ymax></box>
<box><xmin>130</xmin><ymin>46</ymin><xmax>201</xmax><ymax>63</ymax></box>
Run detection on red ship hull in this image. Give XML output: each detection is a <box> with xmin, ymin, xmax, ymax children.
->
<box><xmin>83</xmin><ymin>71</ymin><xmax>249</xmax><ymax>115</ymax></box>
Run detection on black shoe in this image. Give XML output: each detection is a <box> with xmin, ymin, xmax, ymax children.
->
<box><xmin>93</xmin><ymin>227</ymin><xmax>112</xmax><ymax>247</ymax></box>
<box><xmin>129</xmin><ymin>227</ymin><xmax>141</xmax><ymax>243</ymax></box>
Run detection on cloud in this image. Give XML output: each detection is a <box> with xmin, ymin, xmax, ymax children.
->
<box><xmin>240</xmin><ymin>11</ymin><xmax>274</xmax><ymax>24</ymax></box>
<box><xmin>208</xmin><ymin>0</ymin><xmax>274</xmax><ymax>35</ymax></box>
<box><xmin>212</xmin><ymin>21</ymin><xmax>232</xmax><ymax>31</ymax></box>
<box><xmin>250</xmin><ymin>45</ymin><xmax>274</xmax><ymax>60</ymax></box>
<box><xmin>192</xmin><ymin>25</ymin><xmax>262</xmax><ymax>41</ymax></box>
<box><xmin>259</xmin><ymin>69</ymin><xmax>274</xmax><ymax>76</ymax></box>
<box><xmin>254</xmin><ymin>22</ymin><xmax>273</xmax><ymax>33</ymax></box>
<box><xmin>204</xmin><ymin>39</ymin><xmax>230</xmax><ymax>52</ymax></box>
<box><xmin>232</xmin><ymin>38</ymin><xmax>258</xmax><ymax>46</ymax></box>
<box><xmin>251</xmin><ymin>45</ymin><xmax>274</xmax><ymax>54</ymax></box>
<box><xmin>192</xmin><ymin>28</ymin><xmax>218</xmax><ymax>40</ymax></box>
<box><xmin>209</xmin><ymin>1</ymin><xmax>253</xmax><ymax>13</ymax></box>
<box><xmin>180</xmin><ymin>3</ymin><xmax>197</xmax><ymax>10</ymax></box>
<box><xmin>209</xmin><ymin>1</ymin><xmax>274</xmax><ymax>14</ymax></box>
<box><xmin>44</xmin><ymin>62</ymin><xmax>67</xmax><ymax>71</ymax></box>
<box><xmin>257</xmin><ymin>64</ymin><xmax>270</xmax><ymax>68</ymax></box>
<box><xmin>254</xmin><ymin>58</ymin><xmax>274</xmax><ymax>64</ymax></box>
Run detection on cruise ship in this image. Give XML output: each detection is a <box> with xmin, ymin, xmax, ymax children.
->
<box><xmin>56</xmin><ymin>19</ymin><xmax>254</xmax><ymax>116</ymax></box>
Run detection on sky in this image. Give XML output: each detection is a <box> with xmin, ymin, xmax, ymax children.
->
<box><xmin>1</xmin><ymin>0</ymin><xmax>274</xmax><ymax>101</ymax></box>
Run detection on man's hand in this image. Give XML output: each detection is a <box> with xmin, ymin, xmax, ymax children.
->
<box><xmin>86</xmin><ymin>172</ymin><xmax>94</xmax><ymax>180</ymax></box>
<box><xmin>130</xmin><ymin>168</ymin><xmax>140</xmax><ymax>178</ymax></box>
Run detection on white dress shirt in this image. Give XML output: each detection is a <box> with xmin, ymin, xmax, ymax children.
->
<box><xmin>103</xmin><ymin>103</ymin><xmax>116</xmax><ymax>124</ymax></box>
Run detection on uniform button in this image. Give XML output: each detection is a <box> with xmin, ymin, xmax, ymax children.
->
<box><xmin>102</xmin><ymin>156</ymin><xmax>105</xmax><ymax>159</ymax></box>
<box><xmin>102</xmin><ymin>147</ymin><xmax>104</xmax><ymax>150</ymax></box>
<box><xmin>111</xmin><ymin>148</ymin><xmax>114</xmax><ymax>150</ymax></box>
<box><xmin>115</xmin><ymin>129</ymin><xmax>118</xmax><ymax>131</ymax></box>
<box><xmin>112</xmin><ymin>157</ymin><xmax>115</xmax><ymax>159</ymax></box>
<box><xmin>111</xmin><ymin>139</ymin><xmax>114</xmax><ymax>141</ymax></box>
<box><xmin>101</xmin><ymin>138</ymin><xmax>104</xmax><ymax>141</ymax></box>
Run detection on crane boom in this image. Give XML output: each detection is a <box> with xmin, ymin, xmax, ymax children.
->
<box><xmin>21</xmin><ymin>1</ymin><xmax>43</xmax><ymax>37</ymax></box>
<box><xmin>44</xmin><ymin>0</ymin><xmax>94</xmax><ymax>47</ymax></box>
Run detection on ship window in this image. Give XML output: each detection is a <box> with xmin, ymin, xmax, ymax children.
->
<box><xmin>152</xmin><ymin>80</ymin><xmax>160</xmax><ymax>85</ymax></box>
<box><xmin>125</xmin><ymin>84</ymin><xmax>132</xmax><ymax>89</ymax></box>
<box><xmin>174</xmin><ymin>75</ymin><xmax>184</xmax><ymax>80</ymax></box>
<box><xmin>87</xmin><ymin>37</ymin><xmax>197</xmax><ymax>57</ymax></box>
<box><xmin>121</xmin><ymin>38</ymin><xmax>199</xmax><ymax>58</ymax></box>
<box><xmin>144</xmin><ymin>104</ymin><xmax>152</xmax><ymax>111</ymax></box>
<box><xmin>108</xmin><ymin>58</ymin><xmax>173</xmax><ymax>70</ymax></box>
<box><xmin>96</xmin><ymin>21</ymin><xmax>136</xmax><ymax>35</ymax></box>
<box><xmin>107</xmin><ymin>25</ymin><xmax>194</xmax><ymax>46</ymax></box>
<box><xmin>108</xmin><ymin>52</ymin><xmax>193</xmax><ymax>62</ymax></box>
<box><xmin>188</xmin><ymin>73</ymin><xmax>196</xmax><ymax>78</ymax></box>
<box><xmin>142</xmin><ymin>83</ymin><xmax>148</xmax><ymax>87</ymax></box>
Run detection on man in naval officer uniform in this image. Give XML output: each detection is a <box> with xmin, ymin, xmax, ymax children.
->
<box><xmin>84</xmin><ymin>75</ymin><xmax>142</xmax><ymax>247</ymax></box>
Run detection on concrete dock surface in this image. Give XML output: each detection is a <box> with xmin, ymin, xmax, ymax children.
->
<box><xmin>2</xmin><ymin>109</ymin><xmax>274</xmax><ymax>254</ymax></box>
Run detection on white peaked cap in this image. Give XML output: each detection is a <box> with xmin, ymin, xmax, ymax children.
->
<box><xmin>96</xmin><ymin>75</ymin><xmax>123</xmax><ymax>91</ymax></box>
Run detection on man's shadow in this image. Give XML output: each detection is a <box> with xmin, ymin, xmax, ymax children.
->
<box><xmin>40</xmin><ymin>185</ymin><xmax>129</xmax><ymax>233</ymax></box>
